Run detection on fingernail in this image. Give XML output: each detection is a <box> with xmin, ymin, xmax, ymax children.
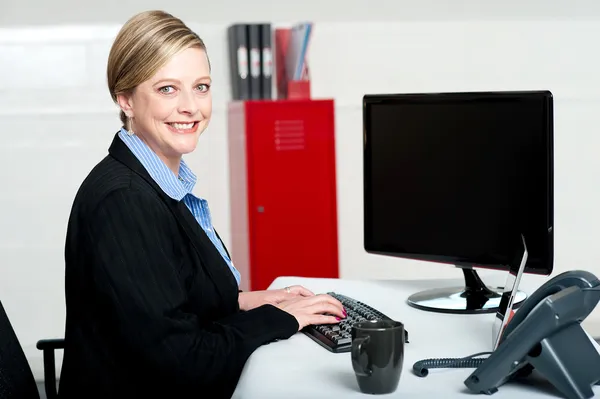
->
<box><xmin>343</xmin><ymin>309</ymin><xmax>347</xmax><ymax>316</ymax></box>
<box><xmin>336</xmin><ymin>317</ymin><xmax>341</xmax><ymax>321</ymax></box>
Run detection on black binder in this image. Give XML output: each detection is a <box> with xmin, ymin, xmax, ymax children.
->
<box><xmin>259</xmin><ymin>23</ymin><xmax>272</xmax><ymax>100</ymax></box>
<box><xmin>227</xmin><ymin>24</ymin><xmax>250</xmax><ymax>100</ymax></box>
<box><xmin>247</xmin><ymin>24</ymin><xmax>261</xmax><ymax>99</ymax></box>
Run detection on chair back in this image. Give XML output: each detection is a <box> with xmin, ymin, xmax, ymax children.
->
<box><xmin>0</xmin><ymin>300</ymin><xmax>40</xmax><ymax>399</ymax></box>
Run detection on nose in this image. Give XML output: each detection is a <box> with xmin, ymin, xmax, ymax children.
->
<box><xmin>177</xmin><ymin>89</ymin><xmax>199</xmax><ymax>116</ymax></box>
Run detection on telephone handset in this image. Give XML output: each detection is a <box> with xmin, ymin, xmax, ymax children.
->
<box><xmin>500</xmin><ymin>270</ymin><xmax>600</xmax><ymax>341</ymax></box>
<box><xmin>465</xmin><ymin>270</ymin><xmax>600</xmax><ymax>398</ymax></box>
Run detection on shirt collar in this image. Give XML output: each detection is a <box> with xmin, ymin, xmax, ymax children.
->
<box><xmin>118</xmin><ymin>127</ymin><xmax>197</xmax><ymax>201</ymax></box>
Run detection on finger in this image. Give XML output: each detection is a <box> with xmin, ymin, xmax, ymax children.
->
<box><xmin>291</xmin><ymin>285</ymin><xmax>314</xmax><ymax>297</ymax></box>
<box><xmin>308</xmin><ymin>314</ymin><xmax>341</xmax><ymax>326</ymax></box>
<box><xmin>309</xmin><ymin>293</ymin><xmax>344</xmax><ymax>310</ymax></box>
<box><xmin>305</xmin><ymin>293</ymin><xmax>335</xmax><ymax>304</ymax></box>
<box><xmin>302</xmin><ymin>296</ymin><xmax>345</xmax><ymax>316</ymax></box>
<box><xmin>309</xmin><ymin>302</ymin><xmax>346</xmax><ymax>319</ymax></box>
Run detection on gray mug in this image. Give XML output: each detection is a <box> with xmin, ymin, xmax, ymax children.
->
<box><xmin>351</xmin><ymin>320</ymin><xmax>405</xmax><ymax>394</ymax></box>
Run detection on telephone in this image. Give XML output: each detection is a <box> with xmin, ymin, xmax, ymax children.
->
<box><xmin>414</xmin><ymin>270</ymin><xmax>600</xmax><ymax>399</ymax></box>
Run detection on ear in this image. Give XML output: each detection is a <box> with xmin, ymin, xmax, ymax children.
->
<box><xmin>116</xmin><ymin>93</ymin><xmax>134</xmax><ymax>118</ymax></box>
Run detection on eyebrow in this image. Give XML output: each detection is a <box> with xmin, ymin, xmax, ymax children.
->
<box><xmin>153</xmin><ymin>76</ymin><xmax>212</xmax><ymax>86</ymax></box>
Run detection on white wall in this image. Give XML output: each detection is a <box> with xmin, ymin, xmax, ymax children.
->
<box><xmin>2</xmin><ymin>0</ymin><xmax>600</xmax><ymax>380</ymax></box>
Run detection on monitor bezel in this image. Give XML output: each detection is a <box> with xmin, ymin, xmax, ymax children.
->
<box><xmin>362</xmin><ymin>90</ymin><xmax>554</xmax><ymax>275</ymax></box>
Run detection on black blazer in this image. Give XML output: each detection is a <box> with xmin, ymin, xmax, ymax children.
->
<box><xmin>58</xmin><ymin>133</ymin><xmax>298</xmax><ymax>399</ymax></box>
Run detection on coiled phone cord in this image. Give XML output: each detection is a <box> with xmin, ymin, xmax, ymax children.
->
<box><xmin>412</xmin><ymin>351</ymin><xmax>492</xmax><ymax>377</ymax></box>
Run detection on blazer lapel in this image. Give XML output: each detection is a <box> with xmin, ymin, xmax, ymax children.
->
<box><xmin>107</xmin><ymin>133</ymin><xmax>238</xmax><ymax>303</ymax></box>
<box><xmin>171</xmin><ymin>200</ymin><xmax>239</xmax><ymax>291</ymax></box>
<box><xmin>214</xmin><ymin>229</ymin><xmax>231</xmax><ymax>259</ymax></box>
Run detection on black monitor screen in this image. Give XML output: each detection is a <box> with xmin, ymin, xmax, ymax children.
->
<box><xmin>363</xmin><ymin>91</ymin><xmax>553</xmax><ymax>274</ymax></box>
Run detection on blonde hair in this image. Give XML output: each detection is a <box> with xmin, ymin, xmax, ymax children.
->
<box><xmin>107</xmin><ymin>10</ymin><xmax>209</xmax><ymax>127</ymax></box>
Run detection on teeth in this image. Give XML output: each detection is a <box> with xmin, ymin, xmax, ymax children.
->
<box><xmin>170</xmin><ymin>122</ymin><xmax>194</xmax><ymax>130</ymax></box>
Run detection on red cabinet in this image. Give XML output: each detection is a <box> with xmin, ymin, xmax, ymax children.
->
<box><xmin>227</xmin><ymin>99</ymin><xmax>339</xmax><ymax>291</ymax></box>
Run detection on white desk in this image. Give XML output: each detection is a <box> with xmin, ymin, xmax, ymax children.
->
<box><xmin>233</xmin><ymin>276</ymin><xmax>600</xmax><ymax>398</ymax></box>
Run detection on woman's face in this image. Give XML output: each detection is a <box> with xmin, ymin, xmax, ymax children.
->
<box><xmin>118</xmin><ymin>46</ymin><xmax>212</xmax><ymax>169</ymax></box>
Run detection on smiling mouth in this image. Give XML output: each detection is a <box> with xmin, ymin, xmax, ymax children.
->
<box><xmin>166</xmin><ymin>121</ymin><xmax>199</xmax><ymax>133</ymax></box>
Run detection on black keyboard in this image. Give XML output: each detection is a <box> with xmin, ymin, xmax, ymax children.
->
<box><xmin>302</xmin><ymin>292</ymin><xmax>409</xmax><ymax>353</ymax></box>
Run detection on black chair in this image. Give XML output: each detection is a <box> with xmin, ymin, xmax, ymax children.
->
<box><xmin>0</xmin><ymin>300</ymin><xmax>64</xmax><ymax>399</ymax></box>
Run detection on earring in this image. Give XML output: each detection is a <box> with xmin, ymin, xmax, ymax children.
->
<box><xmin>126</xmin><ymin>116</ymin><xmax>134</xmax><ymax>136</ymax></box>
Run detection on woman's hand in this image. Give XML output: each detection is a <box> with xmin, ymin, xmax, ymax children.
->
<box><xmin>276</xmin><ymin>294</ymin><xmax>347</xmax><ymax>331</ymax></box>
<box><xmin>238</xmin><ymin>285</ymin><xmax>315</xmax><ymax>311</ymax></box>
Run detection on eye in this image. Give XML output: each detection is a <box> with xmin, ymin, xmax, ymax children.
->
<box><xmin>158</xmin><ymin>86</ymin><xmax>175</xmax><ymax>94</ymax></box>
<box><xmin>196</xmin><ymin>83</ymin><xmax>210</xmax><ymax>93</ymax></box>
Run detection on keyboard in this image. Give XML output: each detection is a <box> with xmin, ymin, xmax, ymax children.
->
<box><xmin>302</xmin><ymin>292</ymin><xmax>409</xmax><ymax>353</ymax></box>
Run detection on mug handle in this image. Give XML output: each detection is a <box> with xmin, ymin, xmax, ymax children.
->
<box><xmin>351</xmin><ymin>336</ymin><xmax>372</xmax><ymax>377</ymax></box>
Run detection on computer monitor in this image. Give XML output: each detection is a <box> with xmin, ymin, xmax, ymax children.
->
<box><xmin>363</xmin><ymin>90</ymin><xmax>554</xmax><ymax>314</ymax></box>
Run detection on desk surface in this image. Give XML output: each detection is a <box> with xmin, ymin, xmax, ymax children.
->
<box><xmin>233</xmin><ymin>275</ymin><xmax>600</xmax><ymax>398</ymax></box>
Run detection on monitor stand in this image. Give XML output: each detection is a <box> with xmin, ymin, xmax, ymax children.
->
<box><xmin>406</xmin><ymin>267</ymin><xmax>527</xmax><ymax>314</ymax></box>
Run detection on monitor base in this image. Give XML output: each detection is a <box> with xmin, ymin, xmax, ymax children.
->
<box><xmin>406</xmin><ymin>268</ymin><xmax>527</xmax><ymax>314</ymax></box>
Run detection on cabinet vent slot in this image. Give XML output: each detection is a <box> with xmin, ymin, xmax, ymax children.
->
<box><xmin>274</xmin><ymin>119</ymin><xmax>305</xmax><ymax>151</ymax></box>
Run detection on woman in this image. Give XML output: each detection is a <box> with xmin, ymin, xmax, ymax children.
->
<box><xmin>58</xmin><ymin>10</ymin><xmax>345</xmax><ymax>399</ymax></box>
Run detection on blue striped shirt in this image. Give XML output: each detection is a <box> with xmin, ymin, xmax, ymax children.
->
<box><xmin>117</xmin><ymin>127</ymin><xmax>241</xmax><ymax>286</ymax></box>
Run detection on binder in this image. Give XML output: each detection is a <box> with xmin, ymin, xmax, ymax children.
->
<box><xmin>275</xmin><ymin>28</ymin><xmax>291</xmax><ymax>100</ymax></box>
<box><xmin>247</xmin><ymin>24</ymin><xmax>261</xmax><ymax>99</ymax></box>
<box><xmin>259</xmin><ymin>23</ymin><xmax>272</xmax><ymax>100</ymax></box>
<box><xmin>275</xmin><ymin>24</ymin><xmax>313</xmax><ymax>100</ymax></box>
<box><xmin>285</xmin><ymin>23</ymin><xmax>312</xmax><ymax>82</ymax></box>
<box><xmin>227</xmin><ymin>24</ymin><xmax>250</xmax><ymax>100</ymax></box>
